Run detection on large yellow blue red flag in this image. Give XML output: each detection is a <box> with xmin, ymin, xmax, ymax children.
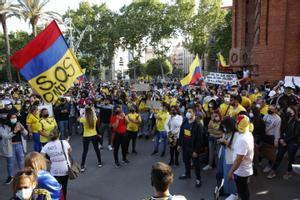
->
<box><xmin>180</xmin><ymin>55</ymin><xmax>202</xmax><ymax>86</ymax></box>
<box><xmin>11</xmin><ymin>20</ymin><xmax>83</xmax><ymax>103</ymax></box>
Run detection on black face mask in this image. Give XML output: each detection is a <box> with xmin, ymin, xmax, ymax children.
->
<box><xmin>130</xmin><ymin>110</ymin><xmax>135</xmax><ymax>113</ymax></box>
<box><xmin>43</xmin><ymin>114</ymin><xmax>49</xmax><ymax>118</ymax></box>
<box><xmin>268</xmin><ymin>110</ymin><xmax>274</xmax><ymax>115</ymax></box>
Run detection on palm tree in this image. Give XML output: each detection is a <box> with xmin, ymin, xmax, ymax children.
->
<box><xmin>18</xmin><ymin>0</ymin><xmax>60</xmax><ymax>37</ymax></box>
<box><xmin>0</xmin><ymin>0</ymin><xmax>19</xmax><ymax>83</ymax></box>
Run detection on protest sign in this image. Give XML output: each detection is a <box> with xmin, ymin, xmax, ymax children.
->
<box><xmin>284</xmin><ymin>76</ymin><xmax>300</xmax><ymax>88</ymax></box>
<box><xmin>204</xmin><ymin>72</ymin><xmax>238</xmax><ymax>86</ymax></box>
<box><xmin>132</xmin><ymin>83</ymin><xmax>151</xmax><ymax>92</ymax></box>
<box><xmin>146</xmin><ymin>100</ymin><xmax>162</xmax><ymax>109</ymax></box>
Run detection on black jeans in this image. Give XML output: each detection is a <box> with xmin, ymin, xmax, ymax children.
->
<box><xmin>182</xmin><ymin>146</ymin><xmax>201</xmax><ymax>180</ymax></box>
<box><xmin>170</xmin><ymin>139</ymin><xmax>179</xmax><ymax>163</ymax></box>
<box><xmin>81</xmin><ymin>136</ymin><xmax>102</xmax><ymax>167</ymax></box>
<box><xmin>272</xmin><ymin>140</ymin><xmax>299</xmax><ymax>172</ymax></box>
<box><xmin>113</xmin><ymin>133</ymin><xmax>127</xmax><ymax>164</ymax></box>
<box><xmin>126</xmin><ymin>130</ymin><xmax>138</xmax><ymax>152</ymax></box>
<box><xmin>234</xmin><ymin>175</ymin><xmax>250</xmax><ymax>200</ymax></box>
<box><xmin>54</xmin><ymin>175</ymin><xmax>68</xmax><ymax>199</ymax></box>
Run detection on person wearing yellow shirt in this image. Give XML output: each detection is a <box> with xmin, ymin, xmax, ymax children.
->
<box><xmin>126</xmin><ymin>107</ymin><xmax>142</xmax><ymax>153</ymax></box>
<box><xmin>229</xmin><ymin>95</ymin><xmax>246</xmax><ymax>119</ymax></box>
<box><xmin>138</xmin><ymin>98</ymin><xmax>150</xmax><ymax>139</ymax></box>
<box><xmin>241</xmin><ymin>90</ymin><xmax>252</xmax><ymax>110</ymax></box>
<box><xmin>249</xmin><ymin>88</ymin><xmax>262</xmax><ymax>103</ymax></box>
<box><xmin>219</xmin><ymin>95</ymin><xmax>233</xmax><ymax>118</ymax></box>
<box><xmin>14</xmin><ymin>99</ymin><xmax>22</xmax><ymax>112</ymax></box>
<box><xmin>255</xmin><ymin>97</ymin><xmax>269</xmax><ymax>116</ymax></box>
<box><xmin>152</xmin><ymin>104</ymin><xmax>170</xmax><ymax>157</ymax></box>
<box><xmin>79</xmin><ymin>107</ymin><xmax>102</xmax><ymax>172</ymax></box>
<box><xmin>38</xmin><ymin>108</ymin><xmax>57</xmax><ymax>147</ymax></box>
<box><xmin>26</xmin><ymin>106</ymin><xmax>41</xmax><ymax>152</ymax></box>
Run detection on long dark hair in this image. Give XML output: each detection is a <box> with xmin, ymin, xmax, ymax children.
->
<box><xmin>220</xmin><ymin>117</ymin><xmax>237</xmax><ymax>148</ymax></box>
<box><xmin>85</xmin><ymin>107</ymin><xmax>94</xmax><ymax>129</ymax></box>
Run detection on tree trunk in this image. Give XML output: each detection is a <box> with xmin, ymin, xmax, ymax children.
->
<box><xmin>159</xmin><ymin>57</ymin><xmax>165</xmax><ymax>81</ymax></box>
<box><xmin>32</xmin><ymin>23</ymin><xmax>37</xmax><ymax>37</ymax></box>
<box><xmin>1</xmin><ymin>15</ymin><xmax>12</xmax><ymax>83</ymax></box>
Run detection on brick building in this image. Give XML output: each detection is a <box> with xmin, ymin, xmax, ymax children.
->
<box><xmin>230</xmin><ymin>0</ymin><xmax>300</xmax><ymax>83</ymax></box>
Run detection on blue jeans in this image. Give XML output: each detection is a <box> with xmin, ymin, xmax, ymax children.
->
<box><xmin>6</xmin><ymin>143</ymin><xmax>25</xmax><ymax>177</ymax></box>
<box><xmin>59</xmin><ymin>120</ymin><xmax>69</xmax><ymax>140</ymax></box>
<box><xmin>33</xmin><ymin>132</ymin><xmax>41</xmax><ymax>152</ymax></box>
<box><xmin>154</xmin><ymin>131</ymin><xmax>167</xmax><ymax>153</ymax></box>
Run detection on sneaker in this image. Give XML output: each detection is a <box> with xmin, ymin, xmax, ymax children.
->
<box><xmin>263</xmin><ymin>165</ymin><xmax>272</xmax><ymax>173</ymax></box>
<box><xmin>195</xmin><ymin>179</ymin><xmax>202</xmax><ymax>188</ymax></box>
<box><xmin>5</xmin><ymin>176</ymin><xmax>13</xmax><ymax>184</ymax></box>
<box><xmin>283</xmin><ymin>172</ymin><xmax>292</xmax><ymax>180</ymax></box>
<box><xmin>98</xmin><ymin>144</ymin><xmax>103</xmax><ymax>150</ymax></box>
<box><xmin>225</xmin><ymin>194</ymin><xmax>239</xmax><ymax>200</ymax></box>
<box><xmin>267</xmin><ymin>171</ymin><xmax>276</xmax><ymax>179</ymax></box>
<box><xmin>98</xmin><ymin>163</ymin><xmax>103</xmax><ymax>168</ymax></box>
<box><xmin>179</xmin><ymin>174</ymin><xmax>191</xmax><ymax>180</ymax></box>
<box><xmin>108</xmin><ymin>145</ymin><xmax>113</xmax><ymax>151</ymax></box>
<box><xmin>80</xmin><ymin>167</ymin><xmax>86</xmax><ymax>173</ymax></box>
<box><xmin>122</xmin><ymin>159</ymin><xmax>130</xmax><ymax>164</ymax></box>
<box><xmin>203</xmin><ymin>165</ymin><xmax>212</xmax><ymax>171</ymax></box>
<box><xmin>115</xmin><ymin>162</ymin><xmax>121</xmax><ymax>168</ymax></box>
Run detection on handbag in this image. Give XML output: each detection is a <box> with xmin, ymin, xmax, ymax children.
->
<box><xmin>60</xmin><ymin>140</ymin><xmax>80</xmax><ymax>180</ymax></box>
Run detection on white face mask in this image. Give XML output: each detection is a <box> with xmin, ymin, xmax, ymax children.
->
<box><xmin>10</xmin><ymin>119</ymin><xmax>17</xmax><ymax>124</ymax></box>
<box><xmin>186</xmin><ymin>112</ymin><xmax>192</xmax><ymax>119</ymax></box>
<box><xmin>16</xmin><ymin>188</ymin><xmax>33</xmax><ymax>200</ymax></box>
<box><xmin>249</xmin><ymin>112</ymin><xmax>254</xmax><ymax>118</ymax></box>
<box><xmin>256</xmin><ymin>104</ymin><xmax>261</xmax><ymax>109</ymax></box>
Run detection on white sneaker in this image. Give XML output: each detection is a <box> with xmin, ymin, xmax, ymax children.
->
<box><xmin>225</xmin><ymin>194</ymin><xmax>238</xmax><ymax>200</ymax></box>
<box><xmin>108</xmin><ymin>145</ymin><xmax>113</xmax><ymax>151</ymax></box>
<box><xmin>202</xmin><ymin>165</ymin><xmax>212</xmax><ymax>171</ymax></box>
<box><xmin>263</xmin><ymin>165</ymin><xmax>271</xmax><ymax>173</ymax></box>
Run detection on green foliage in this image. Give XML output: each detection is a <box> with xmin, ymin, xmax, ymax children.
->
<box><xmin>145</xmin><ymin>58</ymin><xmax>172</xmax><ymax>77</ymax></box>
<box><xmin>127</xmin><ymin>59</ymin><xmax>145</xmax><ymax>79</ymax></box>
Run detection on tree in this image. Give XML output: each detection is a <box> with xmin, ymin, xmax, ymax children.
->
<box><xmin>0</xmin><ymin>0</ymin><xmax>19</xmax><ymax>82</ymax></box>
<box><xmin>182</xmin><ymin>0</ymin><xmax>225</xmax><ymax>59</ymax></box>
<box><xmin>18</xmin><ymin>0</ymin><xmax>60</xmax><ymax>36</ymax></box>
<box><xmin>145</xmin><ymin>58</ymin><xmax>172</xmax><ymax>77</ymax></box>
<box><xmin>127</xmin><ymin>59</ymin><xmax>145</xmax><ymax>79</ymax></box>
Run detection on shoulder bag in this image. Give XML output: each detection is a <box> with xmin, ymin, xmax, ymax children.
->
<box><xmin>60</xmin><ymin>140</ymin><xmax>80</xmax><ymax>180</ymax></box>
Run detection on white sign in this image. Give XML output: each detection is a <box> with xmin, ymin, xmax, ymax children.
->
<box><xmin>132</xmin><ymin>83</ymin><xmax>151</xmax><ymax>92</ymax></box>
<box><xmin>284</xmin><ymin>76</ymin><xmax>300</xmax><ymax>88</ymax></box>
<box><xmin>205</xmin><ymin>72</ymin><xmax>238</xmax><ymax>86</ymax></box>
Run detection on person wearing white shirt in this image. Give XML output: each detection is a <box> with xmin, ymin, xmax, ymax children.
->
<box><xmin>41</xmin><ymin>129</ymin><xmax>71</xmax><ymax>199</ymax></box>
<box><xmin>167</xmin><ymin>106</ymin><xmax>183</xmax><ymax>166</ymax></box>
<box><xmin>228</xmin><ymin>115</ymin><xmax>254</xmax><ymax>200</ymax></box>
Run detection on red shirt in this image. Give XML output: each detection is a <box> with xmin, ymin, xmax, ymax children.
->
<box><xmin>110</xmin><ymin>115</ymin><xmax>126</xmax><ymax>134</ymax></box>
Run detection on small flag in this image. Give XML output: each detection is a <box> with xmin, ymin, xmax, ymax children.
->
<box><xmin>217</xmin><ymin>52</ymin><xmax>228</xmax><ymax>67</ymax></box>
<box><xmin>11</xmin><ymin>20</ymin><xmax>83</xmax><ymax>103</ymax></box>
<box><xmin>180</xmin><ymin>55</ymin><xmax>202</xmax><ymax>86</ymax></box>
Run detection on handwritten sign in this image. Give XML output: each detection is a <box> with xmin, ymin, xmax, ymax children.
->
<box><xmin>132</xmin><ymin>83</ymin><xmax>151</xmax><ymax>92</ymax></box>
<box><xmin>205</xmin><ymin>72</ymin><xmax>238</xmax><ymax>86</ymax></box>
<box><xmin>284</xmin><ymin>76</ymin><xmax>300</xmax><ymax>88</ymax></box>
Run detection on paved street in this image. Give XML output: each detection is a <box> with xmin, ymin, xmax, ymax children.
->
<box><xmin>1</xmin><ymin>134</ymin><xmax>300</xmax><ymax>200</ymax></box>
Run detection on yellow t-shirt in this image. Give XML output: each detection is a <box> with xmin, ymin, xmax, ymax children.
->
<box><xmin>202</xmin><ymin>103</ymin><xmax>212</xmax><ymax>118</ymax></box>
<box><xmin>229</xmin><ymin>104</ymin><xmax>246</xmax><ymax>118</ymax></box>
<box><xmin>80</xmin><ymin>117</ymin><xmax>97</xmax><ymax>137</ymax></box>
<box><xmin>14</xmin><ymin>104</ymin><xmax>22</xmax><ymax>111</ymax></box>
<box><xmin>38</xmin><ymin>117</ymin><xmax>57</xmax><ymax>143</ymax></box>
<box><xmin>156</xmin><ymin>111</ymin><xmax>169</xmax><ymax>132</ymax></box>
<box><xmin>26</xmin><ymin>113</ymin><xmax>40</xmax><ymax>133</ymax></box>
<box><xmin>0</xmin><ymin>100</ymin><xmax>3</xmax><ymax>109</ymax></box>
<box><xmin>170</xmin><ymin>97</ymin><xmax>177</xmax><ymax>106</ymax></box>
<box><xmin>260</xmin><ymin>104</ymin><xmax>269</xmax><ymax>116</ymax></box>
<box><xmin>249</xmin><ymin>93</ymin><xmax>262</xmax><ymax>103</ymax></box>
<box><xmin>241</xmin><ymin>96</ymin><xmax>252</xmax><ymax>108</ymax></box>
<box><xmin>127</xmin><ymin>113</ymin><xmax>141</xmax><ymax>132</ymax></box>
<box><xmin>138</xmin><ymin>101</ymin><xmax>149</xmax><ymax>112</ymax></box>
<box><xmin>219</xmin><ymin>103</ymin><xmax>233</xmax><ymax>118</ymax></box>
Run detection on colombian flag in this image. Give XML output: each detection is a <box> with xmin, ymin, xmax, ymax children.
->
<box><xmin>11</xmin><ymin>20</ymin><xmax>83</xmax><ymax>103</ymax></box>
<box><xmin>180</xmin><ymin>55</ymin><xmax>202</xmax><ymax>86</ymax></box>
<box><xmin>217</xmin><ymin>52</ymin><xmax>228</xmax><ymax>68</ymax></box>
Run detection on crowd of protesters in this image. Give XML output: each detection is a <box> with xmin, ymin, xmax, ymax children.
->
<box><xmin>0</xmin><ymin>78</ymin><xmax>299</xmax><ymax>200</ymax></box>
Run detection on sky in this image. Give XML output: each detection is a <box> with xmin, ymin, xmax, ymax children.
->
<box><xmin>6</xmin><ymin>0</ymin><xmax>232</xmax><ymax>33</ymax></box>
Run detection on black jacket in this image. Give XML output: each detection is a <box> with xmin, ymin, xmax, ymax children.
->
<box><xmin>178</xmin><ymin>119</ymin><xmax>208</xmax><ymax>154</ymax></box>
